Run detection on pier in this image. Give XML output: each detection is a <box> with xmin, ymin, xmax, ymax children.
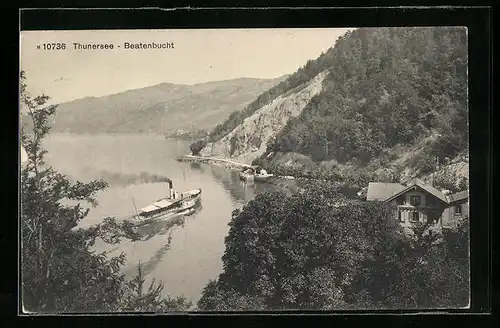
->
<box><xmin>177</xmin><ymin>154</ymin><xmax>254</xmax><ymax>170</ymax></box>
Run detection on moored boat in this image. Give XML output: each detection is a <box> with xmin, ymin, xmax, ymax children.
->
<box><xmin>239</xmin><ymin>172</ymin><xmax>254</xmax><ymax>182</ymax></box>
<box><xmin>254</xmin><ymin>169</ymin><xmax>274</xmax><ymax>183</ymax></box>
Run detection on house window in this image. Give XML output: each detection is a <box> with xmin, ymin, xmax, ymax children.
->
<box><xmin>426</xmin><ymin>196</ymin><xmax>436</xmax><ymax>206</ymax></box>
<box><xmin>454</xmin><ymin>205</ymin><xmax>462</xmax><ymax>215</ymax></box>
<box><xmin>410</xmin><ymin>195</ymin><xmax>421</xmax><ymax>206</ymax></box>
<box><xmin>410</xmin><ymin>211</ymin><xmax>420</xmax><ymax>222</ymax></box>
<box><xmin>398</xmin><ymin>210</ymin><xmax>404</xmax><ymax>222</ymax></box>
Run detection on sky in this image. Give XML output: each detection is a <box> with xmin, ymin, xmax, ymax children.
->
<box><xmin>20</xmin><ymin>28</ymin><xmax>351</xmax><ymax>104</ymax></box>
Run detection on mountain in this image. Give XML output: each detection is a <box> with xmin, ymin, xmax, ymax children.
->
<box><xmin>199</xmin><ymin>71</ymin><xmax>329</xmax><ymax>163</ymax></box>
<box><xmin>195</xmin><ymin>27</ymin><xmax>468</xmax><ymax>190</ymax></box>
<box><xmin>38</xmin><ymin>77</ymin><xmax>287</xmax><ymax>135</ymax></box>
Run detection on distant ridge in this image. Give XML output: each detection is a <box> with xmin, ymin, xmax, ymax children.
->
<box><xmin>30</xmin><ymin>75</ymin><xmax>287</xmax><ymax>135</ymax></box>
<box><xmin>56</xmin><ymin>76</ymin><xmax>290</xmax><ymax>106</ymax></box>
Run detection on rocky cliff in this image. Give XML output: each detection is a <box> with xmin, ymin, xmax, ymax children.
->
<box><xmin>199</xmin><ymin>71</ymin><xmax>328</xmax><ymax>164</ymax></box>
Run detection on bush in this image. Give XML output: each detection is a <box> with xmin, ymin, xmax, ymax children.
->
<box><xmin>198</xmin><ymin>187</ymin><xmax>403</xmax><ymax>310</ymax></box>
<box><xmin>349</xmin><ymin>219</ymin><xmax>470</xmax><ymax>309</ymax></box>
<box><xmin>433</xmin><ymin>164</ymin><xmax>469</xmax><ymax>193</ymax></box>
<box><xmin>190</xmin><ymin>139</ymin><xmax>208</xmax><ymax>155</ymax></box>
<box><xmin>407</xmin><ymin>150</ymin><xmax>436</xmax><ymax>176</ymax></box>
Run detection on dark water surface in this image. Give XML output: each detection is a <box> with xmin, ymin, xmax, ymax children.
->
<box><xmin>43</xmin><ymin>133</ymin><xmax>278</xmax><ymax>306</ymax></box>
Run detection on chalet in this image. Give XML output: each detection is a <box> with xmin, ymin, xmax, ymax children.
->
<box><xmin>441</xmin><ymin>190</ymin><xmax>469</xmax><ymax>228</ymax></box>
<box><xmin>366</xmin><ymin>178</ymin><xmax>468</xmax><ymax>230</ymax></box>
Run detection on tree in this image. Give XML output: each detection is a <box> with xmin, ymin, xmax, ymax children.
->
<box><xmin>20</xmin><ymin>71</ymin><xmax>191</xmax><ymax>313</ymax></box>
<box><xmin>198</xmin><ymin>185</ymin><xmax>405</xmax><ymax>310</ymax></box>
<box><xmin>197</xmin><ymin>280</ymin><xmax>266</xmax><ymax>311</ymax></box>
<box><xmin>198</xmin><ymin>180</ymin><xmax>469</xmax><ymax>311</ymax></box>
<box><xmin>190</xmin><ymin>138</ymin><xmax>208</xmax><ymax>156</ymax></box>
<box><xmin>117</xmin><ymin>263</ymin><xmax>192</xmax><ymax>312</ymax></box>
<box><xmin>348</xmin><ymin>220</ymin><xmax>470</xmax><ymax>309</ymax></box>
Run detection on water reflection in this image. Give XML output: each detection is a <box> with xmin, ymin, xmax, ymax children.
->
<box><xmin>141</xmin><ymin>238</ymin><xmax>173</xmax><ymax>277</ymax></box>
<box><xmin>125</xmin><ymin>204</ymin><xmax>203</xmax><ymax>278</ymax></box>
<box><xmin>189</xmin><ymin>162</ymin><xmax>204</xmax><ymax>171</ymax></box>
<box><xmin>187</xmin><ymin>164</ymin><xmax>255</xmax><ymax>203</ymax></box>
<box><xmin>206</xmin><ymin>164</ymin><xmax>281</xmax><ymax>204</ymax></box>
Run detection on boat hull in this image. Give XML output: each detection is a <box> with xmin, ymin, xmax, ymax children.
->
<box><xmin>254</xmin><ymin>174</ymin><xmax>273</xmax><ymax>182</ymax></box>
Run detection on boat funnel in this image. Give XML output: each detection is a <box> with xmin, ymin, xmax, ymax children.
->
<box><xmin>164</xmin><ymin>177</ymin><xmax>173</xmax><ymax>189</ymax></box>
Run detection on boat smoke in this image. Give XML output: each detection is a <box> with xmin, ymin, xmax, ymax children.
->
<box><xmin>92</xmin><ymin>170</ymin><xmax>173</xmax><ymax>187</ymax></box>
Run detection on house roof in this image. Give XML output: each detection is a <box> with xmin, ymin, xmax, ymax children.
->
<box><xmin>366</xmin><ymin>182</ymin><xmax>406</xmax><ymax>201</ymax></box>
<box><xmin>385</xmin><ymin>178</ymin><xmax>449</xmax><ymax>204</ymax></box>
<box><xmin>447</xmin><ymin>190</ymin><xmax>469</xmax><ymax>203</ymax></box>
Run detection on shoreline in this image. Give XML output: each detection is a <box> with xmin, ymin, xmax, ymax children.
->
<box><xmin>176</xmin><ymin>154</ymin><xmax>345</xmax><ymax>194</ymax></box>
<box><xmin>176</xmin><ymin>154</ymin><xmax>329</xmax><ymax>183</ymax></box>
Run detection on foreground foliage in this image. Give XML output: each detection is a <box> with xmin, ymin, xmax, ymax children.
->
<box><xmin>198</xmin><ymin>184</ymin><xmax>469</xmax><ymax>310</ymax></box>
<box><xmin>20</xmin><ymin>72</ymin><xmax>191</xmax><ymax>313</ymax></box>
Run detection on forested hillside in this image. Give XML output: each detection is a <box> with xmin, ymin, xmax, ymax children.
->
<box><xmin>196</xmin><ymin>28</ymin><xmax>468</xmax><ymax>190</ymax></box>
<box><xmin>207</xmin><ymin>47</ymin><xmax>342</xmax><ymax>143</ymax></box>
<box><xmin>262</xmin><ymin>28</ymin><xmax>467</xmax><ymax>177</ymax></box>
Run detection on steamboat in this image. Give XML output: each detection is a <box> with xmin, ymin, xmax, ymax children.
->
<box><xmin>127</xmin><ymin>178</ymin><xmax>202</xmax><ymax>227</ymax></box>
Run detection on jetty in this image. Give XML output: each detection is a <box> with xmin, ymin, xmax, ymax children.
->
<box><xmin>178</xmin><ymin>155</ymin><xmax>326</xmax><ymax>185</ymax></box>
<box><xmin>177</xmin><ymin>154</ymin><xmax>254</xmax><ymax>170</ymax></box>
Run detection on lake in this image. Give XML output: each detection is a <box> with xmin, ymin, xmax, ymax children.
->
<box><xmin>43</xmin><ymin>133</ymin><xmax>278</xmax><ymax>307</ymax></box>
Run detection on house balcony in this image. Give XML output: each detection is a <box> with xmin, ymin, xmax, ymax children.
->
<box><xmin>396</xmin><ymin>204</ymin><xmax>445</xmax><ymax>227</ymax></box>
